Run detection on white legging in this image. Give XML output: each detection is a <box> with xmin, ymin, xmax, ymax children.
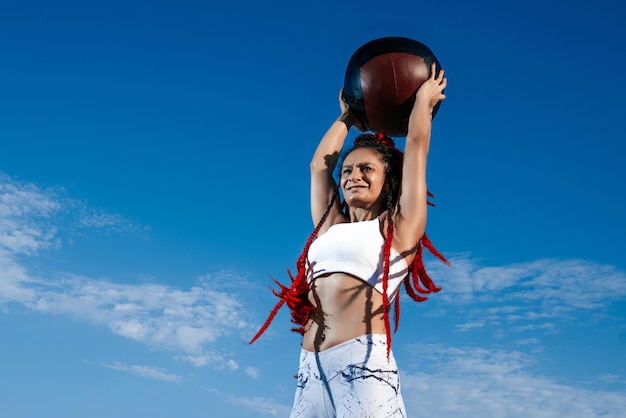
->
<box><xmin>289</xmin><ymin>334</ymin><xmax>407</xmax><ymax>418</ymax></box>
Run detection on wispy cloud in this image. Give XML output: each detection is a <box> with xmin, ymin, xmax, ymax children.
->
<box><xmin>3</xmin><ymin>172</ymin><xmax>625</xmax><ymax>362</ymax></box>
<box><xmin>72</xmin><ymin>201</ymin><xmax>150</xmax><ymax>238</ymax></box>
<box><xmin>24</xmin><ymin>273</ymin><xmax>252</xmax><ymax>358</ymax></box>
<box><xmin>425</xmin><ymin>254</ymin><xmax>626</xmax><ymax>334</ymax></box>
<box><xmin>3</xmin><ymin>172</ymin><xmax>626</xmax><ymax>418</ymax></box>
<box><xmin>0</xmin><ymin>173</ymin><xmax>252</xmax><ymax>366</ymax></box>
<box><xmin>0</xmin><ymin>173</ymin><xmax>148</xmax><ymax>249</ymax></box>
<box><xmin>401</xmin><ymin>344</ymin><xmax>626</xmax><ymax>418</ymax></box>
<box><xmin>245</xmin><ymin>366</ymin><xmax>260</xmax><ymax>379</ymax></box>
<box><xmin>208</xmin><ymin>388</ymin><xmax>292</xmax><ymax>417</ymax></box>
<box><xmin>86</xmin><ymin>360</ymin><xmax>184</xmax><ymax>383</ymax></box>
<box><xmin>0</xmin><ymin>174</ymin><xmax>60</xmax><ymax>255</ymax></box>
<box><xmin>430</xmin><ymin>255</ymin><xmax>626</xmax><ymax>306</ymax></box>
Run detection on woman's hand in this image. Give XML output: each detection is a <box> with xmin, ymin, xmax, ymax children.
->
<box><xmin>414</xmin><ymin>63</ymin><xmax>447</xmax><ymax>114</ymax></box>
<box><xmin>339</xmin><ymin>88</ymin><xmax>351</xmax><ymax>115</ymax></box>
<box><xmin>337</xmin><ymin>89</ymin><xmax>366</xmax><ymax>131</ymax></box>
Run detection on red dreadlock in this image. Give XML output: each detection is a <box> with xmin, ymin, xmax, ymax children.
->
<box><xmin>381</xmin><ymin>200</ymin><xmax>449</xmax><ymax>358</ymax></box>
<box><xmin>381</xmin><ymin>199</ymin><xmax>394</xmax><ymax>357</ymax></box>
<box><xmin>248</xmin><ymin>190</ymin><xmax>338</xmax><ymax>344</ymax></box>
<box><xmin>249</xmin><ymin>133</ymin><xmax>449</xmax><ymax>357</ymax></box>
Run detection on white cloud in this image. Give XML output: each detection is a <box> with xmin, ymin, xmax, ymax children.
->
<box><xmin>228</xmin><ymin>395</ymin><xmax>291</xmax><ymax>417</ymax></box>
<box><xmin>430</xmin><ymin>255</ymin><xmax>626</xmax><ymax>304</ymax></box>
<box><xmin>0</xmin><ymin>175</ymin><xmax>60</xmax><ymax>255</ymax></box>
<box><xmin>598</xmin><ymin>374</ymin><xmax>626</xmax><ymax>385</ymax></box>
<box><xmin>0</xmin><ymin>175</ymin><xmax>60</xmax><ymax>218</ymax></box>
<box><xmin>226</xmin><ymin>359</ymin><xmax>239</xmax><ymax>371</ymax></box>
<box><xmin>425</xmin><ymin>255</ymin><xmax>626</xmax><ymax>334</ymax></box>
<box><xmin>400</xmin><ymin>344</ymin><xmax>626</xmax><ymax>418</ymax></box>
<box><xmin>3</xmin><ymin>171</ymin><xmax>626</xmax><ymax>418</ymax></box>
<box><xmin>177</xmin><ymin>352</ymin><xmax>225</xmax><ymax>367</ymax></box>
<box><xmin>207</xmin><ymin>388</ymin><xmax>292</xmax><ymax>417</ymax></box>
<box><xmin>74</xmin><ymin>204</ymin><xmax>150</xmax><ymax>237</ymax></box>
<box><xmin>0</xmin><ymin>173</ymin><xmax>148</xmax><ymax>251</ymax></box>
<box><xmin>24</xmin><ymin>274</ymin><xmax>253</xmax><ymax>361</ymax></box>
<box><xmin>87</xmin><ymin>361</ymin><xmax>184</xmax><ymax>383</ymax></box>
<box><xmin>0</xmin><ymin>173</ymin><xmax>253</xmax><ymax>366</ymax></box>
<box><xmin>514</xmin><ymin>337</ymin><xmax>540</xmax><ymax>346</ymax></box>
<box><xmin>0</xmin><ymin>250</ymin><xmax>37</xmax><ymax>304</ymax></box>
<box><xmin>246</xmin><ymin>366</ymin><xmax>260</xmax><ymax>379</ymax></box>
<box><xmin>455</xmin><ymin>320</ymin><xmax>486</xmax><ymax>331</ymax></box>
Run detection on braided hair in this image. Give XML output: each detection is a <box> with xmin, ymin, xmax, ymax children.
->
<box><xmin>249</xmin><ymin>133</ymin><xmax>449</xmax><ymax>357</ymax></box>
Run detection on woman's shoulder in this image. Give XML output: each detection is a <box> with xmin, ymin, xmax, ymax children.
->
<box><xmin>317</xmin><ymin>213</ymin><xmax>349</xmax><ymax>236</ymax></box>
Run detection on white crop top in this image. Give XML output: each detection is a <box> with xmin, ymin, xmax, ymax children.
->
<box><xmin>307</xmin><ymin>218</ymin><xmax>409</xmax><ymax>299</ymax></box>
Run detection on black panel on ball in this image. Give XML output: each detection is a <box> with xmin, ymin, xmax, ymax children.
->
<box><xmin>342</xmin><ymin>37</ymin><xmax>442</xmax><ymax>137</ymax></box>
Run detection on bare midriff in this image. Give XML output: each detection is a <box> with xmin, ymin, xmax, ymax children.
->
<box><xmin>301</xmin><ymin>272</ymin><xmax>387</xmax><ymax>352</ymax></box>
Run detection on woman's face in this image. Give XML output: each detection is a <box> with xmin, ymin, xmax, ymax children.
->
<box><xmin>340</xmin><ymin>147</ymin><xmax>387</xmax><ymax>210</ymax></box>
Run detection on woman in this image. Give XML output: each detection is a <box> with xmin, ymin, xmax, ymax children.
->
<box><xmin>251</xmin><ymin>64</ymin><xmax>448</xmax><ymax>417</ymax></box>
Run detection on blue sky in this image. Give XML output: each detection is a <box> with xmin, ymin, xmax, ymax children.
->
<box><xmin>1</xmin><ymin>0</ymin><xmax>625</xmax><ymax>417</ymax></box>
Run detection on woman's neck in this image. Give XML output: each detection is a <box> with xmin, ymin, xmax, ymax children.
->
<box><xmin>348</xmin><ymin>206</ymin><xmax>384</xmax><ymax>222</ymax></box>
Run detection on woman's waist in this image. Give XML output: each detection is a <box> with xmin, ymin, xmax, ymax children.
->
<box><xmin>308</xmin><ymin>267</ymin><xmax>404</xmax><ymax>300</ymax></box>
<box><xmin>301</xmin><ymin>313</ymin><xmax>387</xmax><ymax>352</ymax></box>
<box><xmin>301</xmin><ymin>332</ymin><xmax>388</xmax><ymax>354</ymax></box>
<box><xmin>310</xmin><ymin>272</ymin><xmax>384</xmax><ymax>293</ymax></box>
<box><xmin>308</xmin><ymin>273</ymin><xmax>385</xmax><ymax>307</ymax></box>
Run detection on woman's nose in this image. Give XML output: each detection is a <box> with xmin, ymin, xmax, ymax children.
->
<box><xmin>350</xmin><ymin>170</ymin><xmax>361</xmax><ymax>181</ymax></box>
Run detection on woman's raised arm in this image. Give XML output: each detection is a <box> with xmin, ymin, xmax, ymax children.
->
<box><xmin>393</xmin><ymin>64</ymin><xmax>447</xmax><ymax>254</ymax></box>
<box><xmin>310</xmin><ymin>91</ymin><xmax>359</xmax><ymax>232</ymax></box>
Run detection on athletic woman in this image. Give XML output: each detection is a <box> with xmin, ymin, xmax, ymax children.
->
<box><xmin>251</xmin><ymin>64</ymin><xmax>448</xmax><ymax>417</ymax></box>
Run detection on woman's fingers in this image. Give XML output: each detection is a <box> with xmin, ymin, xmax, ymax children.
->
<box><xmin>439</xmin><ymin>75</ymin><xmax>447</xmax><ymax>90</ymax></box>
